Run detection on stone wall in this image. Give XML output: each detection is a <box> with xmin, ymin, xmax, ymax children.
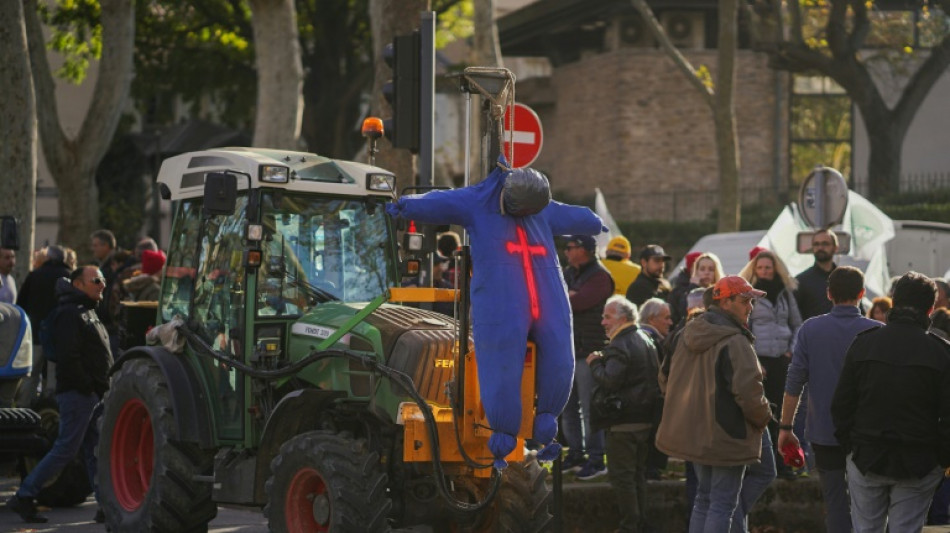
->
<box><xmin>526</xmin><ymin>49</ymin><xmax>788</xmax><ymax>222</ymax></box>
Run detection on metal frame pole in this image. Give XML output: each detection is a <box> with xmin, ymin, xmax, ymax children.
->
<box><xmin>418</xmin><ymin>11</ymin><xmax>435</xmax><ymax>187</ymax></box>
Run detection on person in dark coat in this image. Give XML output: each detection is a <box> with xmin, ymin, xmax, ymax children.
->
<box><xmin>626</xmin><ymin>244</ymin><xmax>671</xmax><ymax>307</ymax></box>
<box><xmin>14</xmin><ymin>245</ymin><xmax>71</xmax><ymax>406</ymax></box>
<box><xmin>795</xmin><ymin>229</ymin><xmax>838</xmax><ymax>320</ymax></box>
<box><xmin>561</xmin><ymin>234</ymin><xmax>614</xmax><ymax>480</ymax></box>
<box><xmin>832</xmin><ymin>271</ymin><xmax>950</xmax><ymax>532</ymax></box>
<box><xmin>588</xmin><ymin>295</ymin><xmax>660</xmax><ymax>532</ymax></box>
<box><xmin>6</xmin><ymin>266</ymin><xmax>113</xmax><ymax>523</ymax></box>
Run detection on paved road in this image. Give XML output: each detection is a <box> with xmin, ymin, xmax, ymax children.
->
<box><xmin>1</xmin><ymin>476</ymin><xmax>268</xmax><ymax>533</ymax></box>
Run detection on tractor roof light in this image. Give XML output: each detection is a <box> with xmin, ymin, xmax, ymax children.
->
<box><xmin>260</xmin><ymin>165</ymin><xmax>289</xmax><ymax>183</ymax></box>
<box><xmin>367</xmin><ymin>173</ymin><xmax>395</xmax><ymax>192</ymax></box>
<box><xmin>362</xmin><ymin>117</ymin><xmax>384</xmax><ymax>140</ymax></box>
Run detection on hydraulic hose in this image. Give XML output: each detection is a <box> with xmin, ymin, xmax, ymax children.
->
<box><xmin>177</xmin><ymin>322</ymin><xmax>502</xmax><ymax>513</ymax></box>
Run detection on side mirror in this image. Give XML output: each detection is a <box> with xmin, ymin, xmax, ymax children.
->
<box><xmin>203</xmin><ymin>172</ymin><xmax>238</xmax><ymax>216</ymax></box>
<box><xmin>1</xmin><ymin>216</ymin><xmax>18</xmax><ymax>250</ymax></box>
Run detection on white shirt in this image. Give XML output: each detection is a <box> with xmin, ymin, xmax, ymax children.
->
<box><xmin>0</xmin><ymin>273</ymin><xmax>15</xmax><ymax>304</ymax></box>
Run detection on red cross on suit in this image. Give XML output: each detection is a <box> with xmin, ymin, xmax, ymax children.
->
<box><xmin>505</xmin><ymin>224</ymin><xmax>547</xmax><ymax>320</ymax></box>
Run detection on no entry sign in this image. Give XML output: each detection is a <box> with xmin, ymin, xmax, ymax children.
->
<box><xmin>503</xmin><ymin>103</ymin><xmax>543</xmax><ymax>169</ymax></box>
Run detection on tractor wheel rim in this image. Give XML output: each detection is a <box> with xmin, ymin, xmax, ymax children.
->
<box><xmin>285</xmin><ymin>468</ymin><xmax>330</xmax><ymax>532</ymax></box>
<box><xmin>111</xmin><ymin>398</ymin><xmax>154</xmax><ymax>511</ymax></box>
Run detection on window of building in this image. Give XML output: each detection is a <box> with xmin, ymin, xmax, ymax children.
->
<box><xmin>789</xmin><ymin>75</ymin><xmax>852</xmax><ymax>184</ymax></box>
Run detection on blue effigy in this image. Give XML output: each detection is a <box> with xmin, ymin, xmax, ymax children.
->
<box><xmin>386</xmin><ymin>160</ymin><xmax>605</xmax><ymax>469</ymax></box>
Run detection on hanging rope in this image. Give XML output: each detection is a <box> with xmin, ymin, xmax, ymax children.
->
<box><xmin>462</xmin><ymin>67</ymin><xmax>517</xmax><ymax>170</ymax></box>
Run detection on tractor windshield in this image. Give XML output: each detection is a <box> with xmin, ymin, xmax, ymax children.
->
<box><xmin>256</xmin><ymin>191</ymin><xmax>392</xmax><ymax>315</ymax></box>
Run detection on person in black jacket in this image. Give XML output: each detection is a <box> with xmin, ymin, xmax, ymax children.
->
<box><xmin>7</xmin><ymin>266</ymin><xmax>113</xmax><ymax>524</ymax></box>
<box><xmin>588</xmin><ymin>295</ymin><xmax>660</xmax><ymax>533</ymax></box>
<box><xmin>795</xmin><ymin>229</ymin><xmax>838</xmax><ymax>320</ymax></box>
<box><xmin>561</xmin><ymin>234</ymin><xmax>614</xmax><ymax>479</ymax></box>
<box><xmin>14</xmin><ymin>245</ymin><xmax>71</xmax><ymax>406</ymax></box>
<box><xmin>831</xmin><ymin>271</ymin><xmax>950</xmax><ymax>532</ymax></box>
<box><xmin>626</xmin><ymin>244</ymin><xmax>671</xmax><ymax>307</ymax></box>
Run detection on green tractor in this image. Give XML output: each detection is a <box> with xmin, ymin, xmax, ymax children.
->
<box><xmin>97</xmin><ymin>148</ymin><xmax>552</xmax><ymax>532</ymax></box>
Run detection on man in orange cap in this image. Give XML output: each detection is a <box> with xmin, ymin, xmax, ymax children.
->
<box><xmin>655</xmin><ymin>276</ymin><xmax>775</xmax><ymax>532</ymax></box>
<box><xmin>602</xmin><ymin>236</ymin><xmax>640</xmax><ymax>296</ymax></box>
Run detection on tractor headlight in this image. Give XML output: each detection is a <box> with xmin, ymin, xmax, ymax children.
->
<box><xmin>367</xmin><ymin>173</ymin><xmax>395</xmax><ymax>192</ymax></box>
<box><xmin>260</xmin><ymin>165</ymin><xmax>289</xmax><ymax>183</ymax></box>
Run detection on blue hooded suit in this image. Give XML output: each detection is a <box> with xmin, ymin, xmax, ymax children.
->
<box><xmin>386</xmin><ymin>165</ymin><xmax>604</xmax><ymax>468</ymax></box>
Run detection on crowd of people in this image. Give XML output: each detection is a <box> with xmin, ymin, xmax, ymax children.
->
<box><xmin>5</xmin><ymin>221</ymin><xmax>950</xmax><ymax>531</ymax></box>
<box><xmin>3</xmin><ymin>229</ymin><xmax>166</xmax><ymax>524</ymax></box>
<box><xmin>557</xmin><ymin>230</ymin><xmax>950</xmax><ymax>533</ymax></box>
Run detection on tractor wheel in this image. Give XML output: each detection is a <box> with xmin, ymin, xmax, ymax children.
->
<box><xmin>16</xmin><ymin>399</ymin><xmax>93</xmax><ymax>507</ymax></box>
<box><xmin>97</xmin><ymin>358</ymin><xmax>217</xmax><ymax>532</ymax></box>
<box><xmin>264</xmin><ymin>430</ymin><xmax>392</xmax><ymax>533</ymax></box>
<box><xmin>453</xmin><ymin>457</ymin><xmax>552</xmax><ymax>533</ymax></box>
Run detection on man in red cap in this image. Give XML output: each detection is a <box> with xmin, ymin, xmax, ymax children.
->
<box><xmin>655</xmin><ymin>276</ymin><xmax>775</xmax><ymax>532</ymax></box>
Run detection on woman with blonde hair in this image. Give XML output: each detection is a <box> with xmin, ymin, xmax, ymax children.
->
<box><xmin>739</xmin><ymin>249</ymin><xmax>802</xmax><ymax>480</ymax></box>
<box><xmin>669</xmin><ymin>252</ymin><xmax>724</xmax><ymax>327</ymax></box>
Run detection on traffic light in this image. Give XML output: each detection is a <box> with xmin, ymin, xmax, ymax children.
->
<box><xmin>382</xmin><ymin>33</ymin><xmax>421</xmax><ymax>153</ymax></box>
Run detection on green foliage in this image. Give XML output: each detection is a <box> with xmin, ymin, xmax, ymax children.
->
<box><xmin>37</xmin><ymin>0</ymin><xmax>103</xmax><ymax>84</ymax></box>
<box><xmin>435</xmin><ymin>0</ymin><xmax>473</xmax><ymax>49</ymax></box>
<box><xmin>694</xmin><ymin>64</ymin><xmax>714</xmax><ymax>92</ymax></box>
<box><xmin>133</xmin><ymin>0</ymin><xmax>256</xmax><ymax>129</ymax></box>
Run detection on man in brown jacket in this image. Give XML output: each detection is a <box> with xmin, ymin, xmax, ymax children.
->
<box><xmin>656</xmin><ymin>276</ymin><xmax>775</xmax><ymax>532</ymax></box>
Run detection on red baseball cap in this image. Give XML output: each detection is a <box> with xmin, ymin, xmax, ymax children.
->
<box><xmin>712</xmin><ymin>276</ymin><xmax>766</xmax><ymax>301</ymax></box>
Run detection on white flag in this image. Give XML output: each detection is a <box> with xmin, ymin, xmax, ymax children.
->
<box><xmin>594</xmin><ymin>188</ymin><xmax>623</xmax><ymax>257</ymax></box>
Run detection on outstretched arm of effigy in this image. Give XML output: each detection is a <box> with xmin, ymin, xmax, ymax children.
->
<box><xmin>542</xmin><ymin>201</ymin><xmax>607</xmax><ymax>236</ymax></box>
<box><xmin>386</xmin><ymin>188</ymin><xmax>475</xmax><ymax>227</ymax></box>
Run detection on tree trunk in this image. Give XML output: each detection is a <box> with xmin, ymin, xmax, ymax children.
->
<box><xmin>715</xmin><ymin>0</ymin><xmax>740</xmax><ymax>232</ymax></box>
<box><xmin>864</xmin><ymin>121</ymin><xmax>902</xmax><ymax>198</ymax></box>
<box><xmin>0</xmin><ymin>0</ymin><xmax>37</xmax><ymax>281</ymax></box>
<box><xmin>249</xmin><ymin>0</ymin><xmax>303</xmax><ymax>150</ymax></box>
<box><xmin>24</xmin><ymin>0</ymin><xmax>134</xmax><ymax>259</ymax></box>
<box><xmin>464</xmin><ymin>0</ymin><xmax>503</xmax><ymax>184</ymax></box>
<box><xmin>369</xmin><ymin>0</ymin><xmax>424</xmax><ymax>185</ymax></box>
<box><xmin>632</xmin><ymin>0</ymin><xmax>742</xmax><ymax>231</ymax></box>
<box><xmin>472</xmin><ymin>0</ymin><xmax>502</xmax><ymax>67</ymax></box>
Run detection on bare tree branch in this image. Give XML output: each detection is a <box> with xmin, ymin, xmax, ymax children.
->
<box><xmin>848</xmin><ymin>0</ymin><xmax>871</xmax><ymax>52</ymax></box>
<box><xmin>826</xmin><ymin>1</ymin><xmax>851</xmax><ymax>59</ymax></box>
<box><xmin>630</xmin><ymin>0</ymin><xmax>714</xmax><ymax>109</ymax></box>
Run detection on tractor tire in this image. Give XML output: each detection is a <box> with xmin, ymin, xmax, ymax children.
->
<box><xmin>264</xmin><ymin>430</ymin><xmax>392</xmax><ymax>533</ymax></box>
<box><xmin>454</xmin><ymin>457</ymin><xmax>552</xmax><ymax>533</ymax></box>
<box><xmin>491</xmin><ymin>457</ymin><xmax>552</xmax><ymax>532</ymax></box>
<box><xmin>97</xmin><ymin>358</ymin><xmax>217</xmax><ymax>532</ymax></box>
<box><xmin>16</xmin><ymin>399</ymin><xmax>93</xmax><ymax>507</ymax></box>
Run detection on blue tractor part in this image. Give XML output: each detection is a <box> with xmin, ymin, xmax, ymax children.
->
<box><xmin>0</xmin><ymin>302</ymin><xmax>31</xmax><ymax>379</ymax></box>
